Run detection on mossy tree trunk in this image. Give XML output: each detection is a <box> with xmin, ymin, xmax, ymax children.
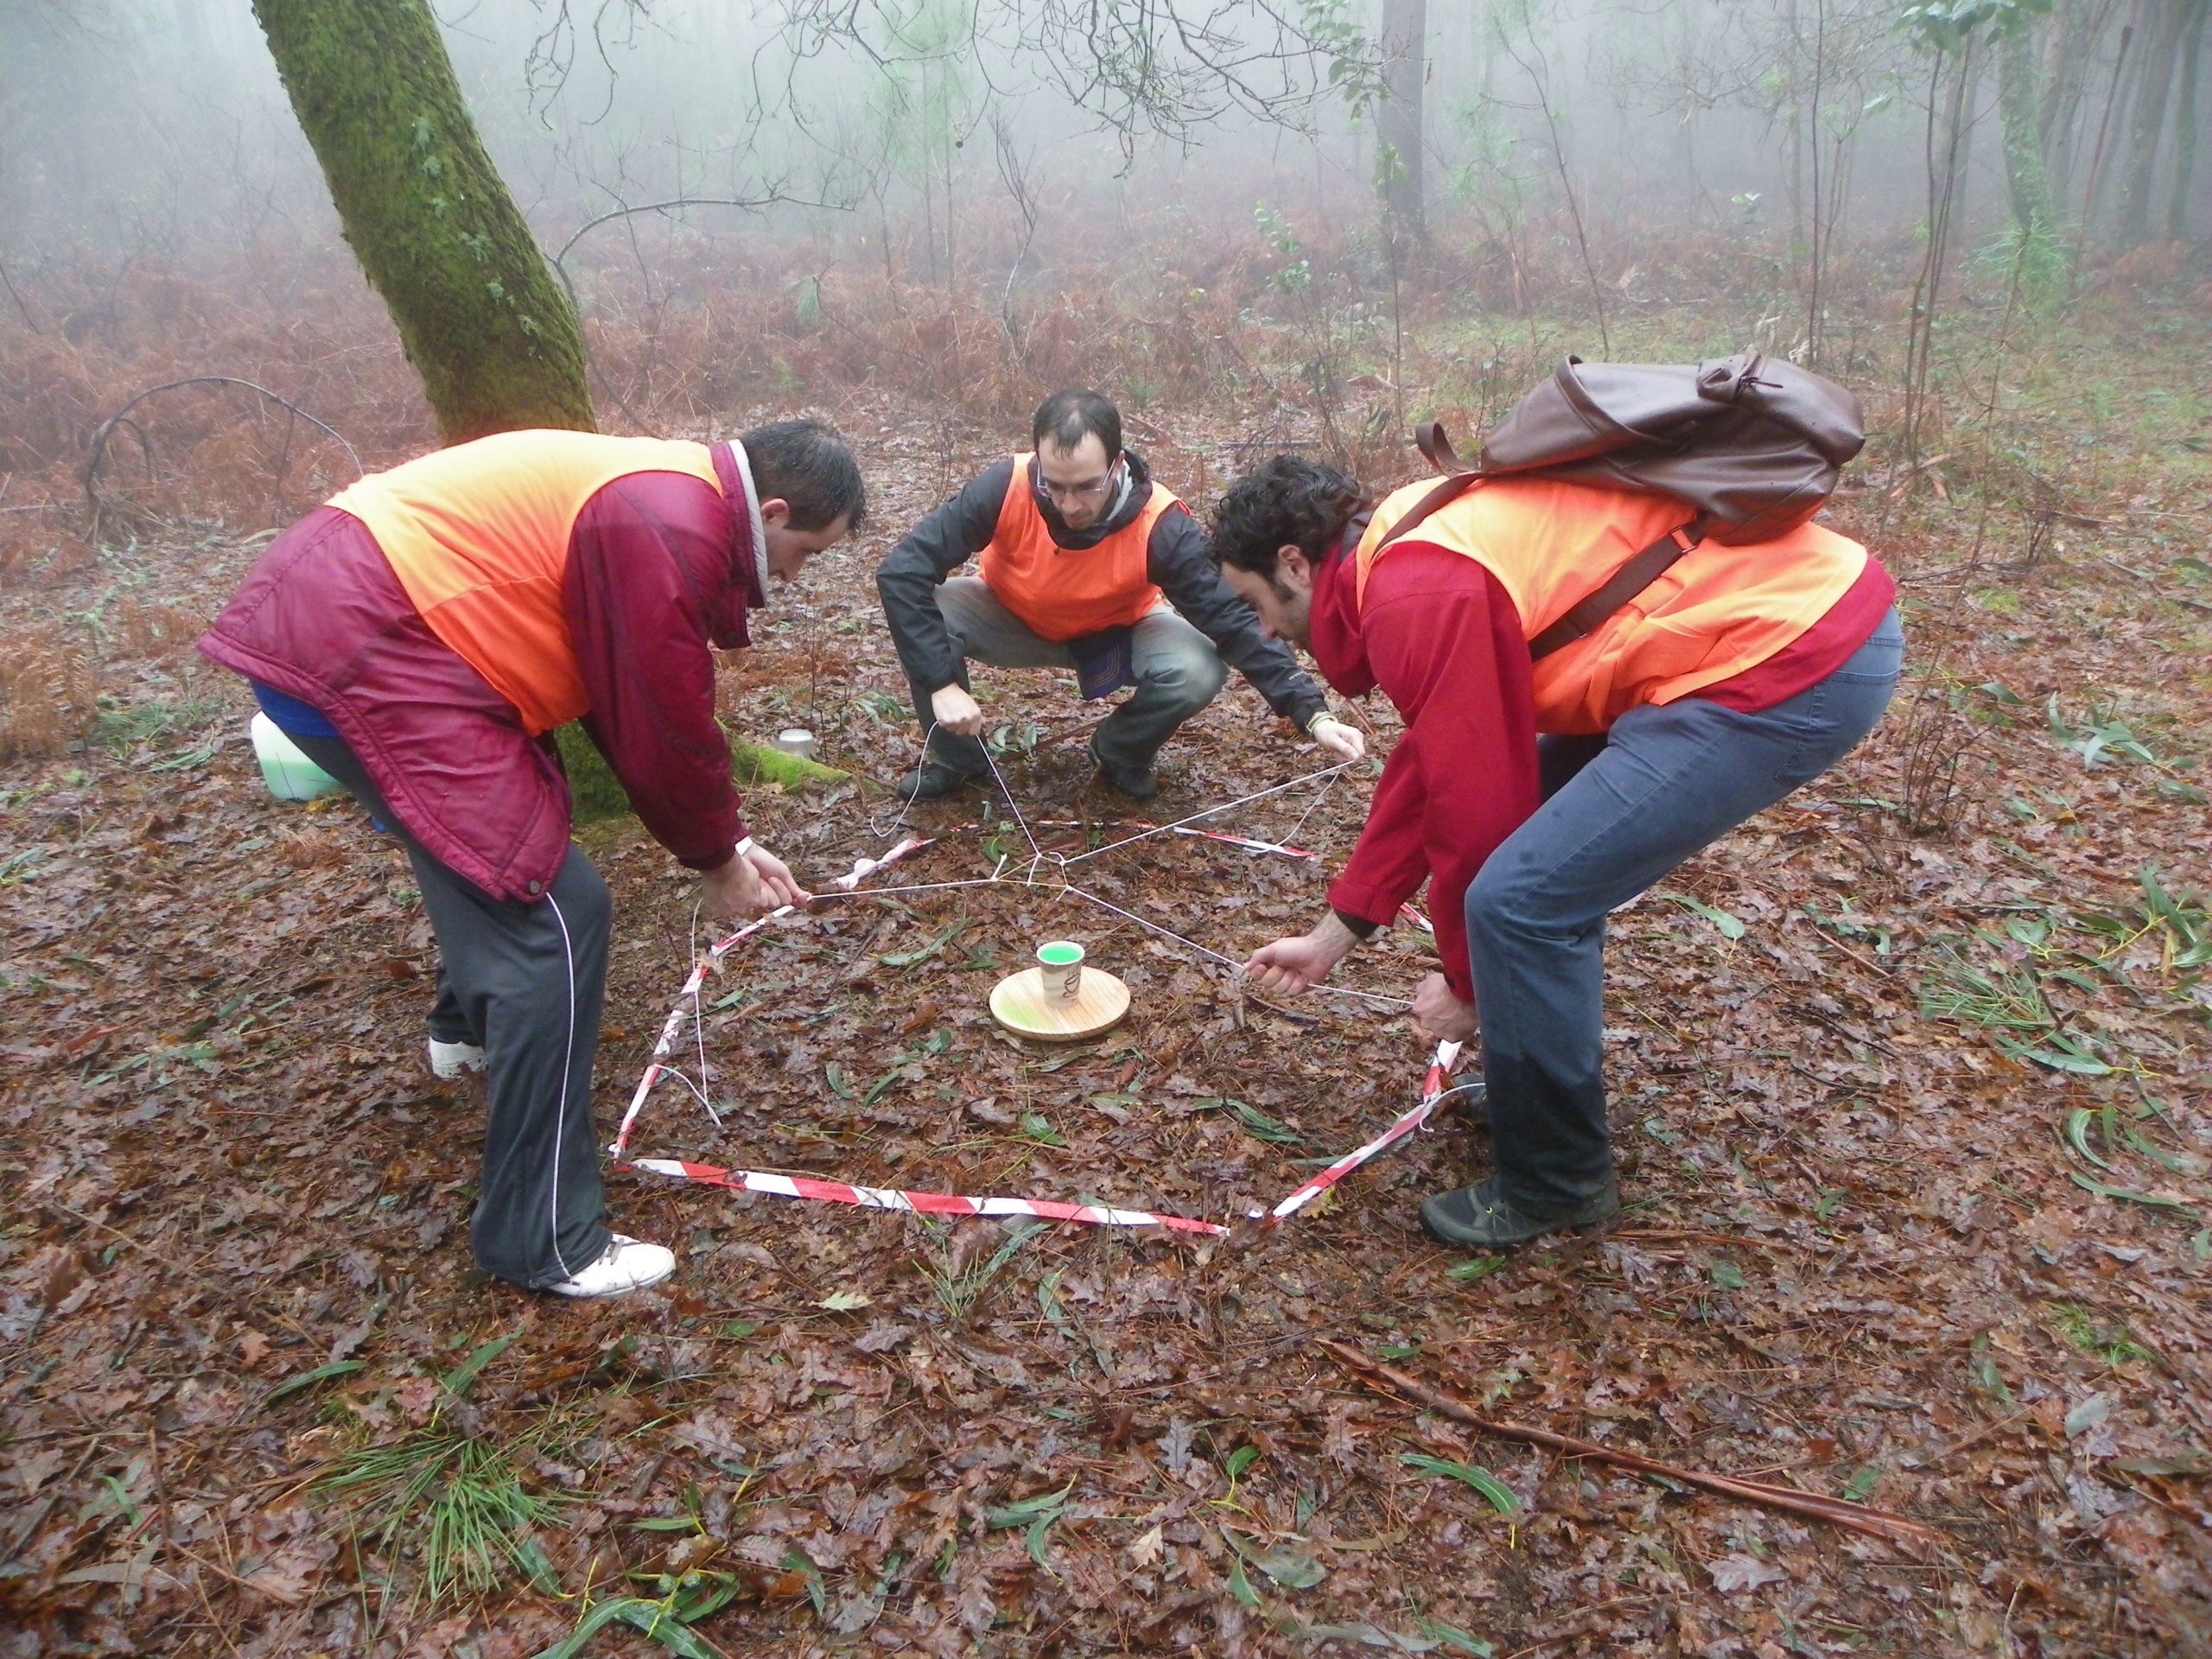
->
<box><xmin>251</xmin><ymin>0</ymin><xmax>594</xmax><ymax>442</ymax></box>
<box><xmin>1995</xmin><ymin>13</ymin><xmax>2067</xmax><ymax>305</ymax></box>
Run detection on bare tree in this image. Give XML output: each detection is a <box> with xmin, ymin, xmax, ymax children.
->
<box><xmin>1376</xmin><ymin>0</ymin><xmax>1427</xmax><ymax>238</ymax></box>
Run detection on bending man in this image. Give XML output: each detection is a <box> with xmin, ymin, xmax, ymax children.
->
<box><xmin>200</xmin><ymin>423</ymin><xmax>864</xmax><ymax>1297</ymax></box>
<box><xmin>877</xmin><ymin>389</ymin><xmax>1361</xmax><ymax>801</ymax></box>
<box><xmin>1212</xmin><ymin>457</ymin><xmax>1901</xmax><ymax>1248</ymax></box>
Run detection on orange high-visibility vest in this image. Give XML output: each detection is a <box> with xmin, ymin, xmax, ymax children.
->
<box><xmin>328</xmin><ymin>430</ymin><xmax>725</xmax><ymax>735</ymax></box>
<box><xmin>978</xmin><ymin>454</ymin><xmax>1173</xmax><ymax>641</ymax></box>
<box><xmin>1354</xmin><ymin>474</ymin><xmax>1867</xmax><ymax>734</ymax></box>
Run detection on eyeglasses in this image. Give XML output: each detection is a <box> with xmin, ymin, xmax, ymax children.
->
<box><xmin>1036</xmin><ymin>465</ymin><xmax>1118</xmax><ymax>506</ymax></box>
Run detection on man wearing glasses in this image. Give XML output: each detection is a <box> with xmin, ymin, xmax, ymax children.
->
<box><xmin>876</xmin><ymin>388</ymin><xmax>1363</xmax><ymax>800</ymax></box>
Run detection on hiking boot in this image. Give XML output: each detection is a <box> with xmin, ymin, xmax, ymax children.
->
<box><xmin>1089</xmin><ymin>741</ymin><xmax>1160</xmax><ymax>801</ymax></box>
<box><xmin>1419</xmin><ymin>1174</ymin><xmax>1619</xmax><ymax>1249</ymax></box>
<box><xmin>897</xmin><ymin>759</ymin><xmax>983</xmax><ymax>802</ymax></box>
<box><xmin>545</xmin><ymin>1235</ymin><xmax>676</xmax><ymax>1299</ymax></box>
<box><xmin>427</xmin><ymin>1037</ymin><xmax>486</xmax><ymax>1080</ymax></box>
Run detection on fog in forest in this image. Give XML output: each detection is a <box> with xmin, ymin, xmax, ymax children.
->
<box><xmin>9</xmin><ymin>1</ymin><xmax>2202</xmax><ymax>507</ymax></box>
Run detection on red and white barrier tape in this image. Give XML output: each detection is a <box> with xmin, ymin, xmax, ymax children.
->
<box><xmin>1264</xmin><ymin>1040</ymin><xmax>1462</xmax><ymax>1221</ymax></box>
<box><xmin>613</xmin><ymin>823</ymin><xmax>1464</xmax><ymax>1230</ymax></box>
<box><xmin>629</xmin><ymin>1160</ymin><xmax>1229</xmax><ymax>1236</ymax></box>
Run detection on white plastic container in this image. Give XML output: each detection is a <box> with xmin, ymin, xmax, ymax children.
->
<box><xmin>250</xmin><ymin>712</ymin><xmax>343</xmax><ymax>802</ymax></box>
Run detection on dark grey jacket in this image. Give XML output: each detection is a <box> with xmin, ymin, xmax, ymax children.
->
<box><xmin>874</xmin><ymin>450</ymin><xmax>1328</xmax><ymax>728</ymax></box>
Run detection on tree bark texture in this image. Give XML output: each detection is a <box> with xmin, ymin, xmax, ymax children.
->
<box><xmin>1377</xmin><ymin>0</ymin><xmax>1426</xmax><ymax>237</ymax></box>
<box><xmin>1998</xmin><ymin>16</ymin><xmax>2060</xmax><ymax>239</ymax></box>
<box><xmin>2117</xmin><ymin>0</ymin><xmax>2191</xmax><ymax>245</ymax></box>
<box><xmin>2168</xmin><ymin>0</ymin><xmax>2209</xmax><ymax>235</ymax></box>
<box><xmin>251</xmin><ymin>0</ymin><xmax>594</xmax><ymax>443</ymax></box>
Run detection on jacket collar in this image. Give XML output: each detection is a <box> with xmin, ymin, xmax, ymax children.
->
<box><xmin>709</xmin><ymin>440</ymin><xmax>770</xmax><ymax>648</ymax></box>
<box><xmin>1309</xmin><ymin>531</ymin><xmax>1377</xmax><ymax>699</ymax></box>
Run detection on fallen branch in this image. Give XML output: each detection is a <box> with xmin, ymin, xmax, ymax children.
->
<box><xmin>1318</xmin><ymin>1338</ymin><xmax>1946</xmax><ymax>1550</ymax></box>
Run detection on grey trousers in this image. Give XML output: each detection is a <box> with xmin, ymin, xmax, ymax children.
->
<box><xmin>905</xmin><ymin>577</ymin><xmax>1229</xmax><ymax>773</ymax></box>
<box><xmin>291</xmin><ymin>733</ymin><xmax>613</xmax><ymax>1290</ymax></box>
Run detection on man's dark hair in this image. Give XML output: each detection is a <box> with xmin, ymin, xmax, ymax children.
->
<box><xmin>1210</xmin><ymin>455</ymin><xmax>1364</xmax><ymax>578</ymax></box>
<box><xmin>1032</xmin><ymin>389</ymin><xmax>1122</xmax><ymax>461</ymax></box>
<box><xmin>741</xmin><ymin>418</ymin><xmax>868</xmax><ymax>533</ymax></box>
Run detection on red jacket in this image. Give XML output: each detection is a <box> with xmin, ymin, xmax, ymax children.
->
<box><xmin>200</xmin><ymin>454</ymin><xmax>759</xmax><ymax>901</ymax></box>
<box><xmin>1318</xmin><ymin>543</ymin><xmax>1893</xmax><ymax>1000</ymax></box>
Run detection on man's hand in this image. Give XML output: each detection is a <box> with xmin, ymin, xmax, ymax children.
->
<box><xmin>1308</xmin><ymin>716</ymin><xmax>1365</xmax><ymax>763</ymax></box>
<box><xmin>931</xmin><ymin>683</ymin><xmax>984</xmax><ymax>737</ymax></box>
<box><xmin>700</xmin><ymin>844</ymin><xmax>811</xmax><ymax>925</ymax></box>
<box><xmin>1410</xmin><ymin>971</ymin><xmax>1478</xmax><ymax>1043</ymax></box>
<box><xmin>1243</xmin><ymin>912</ymin><xmax>1362</xmax><ymax>995</ymax></box>
<box><xmin>740</xmin><ymin>844</ymin><xmax>810</xmax><ymax>909</ymax></box>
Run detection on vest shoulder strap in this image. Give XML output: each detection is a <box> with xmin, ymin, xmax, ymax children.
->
<box><xmin>1526</xmin><ymin>520</ymin><xmax>1707</xmax><ymax>661</ymax></box>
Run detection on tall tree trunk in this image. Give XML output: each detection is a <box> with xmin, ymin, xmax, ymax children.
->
<box><xmin>2118</xmin><ymin>0</ymin><xmax>2190</xmax><ymax>245</ymax></box>
<box><xmin>251</xmin><ymin>0</ymin><xmax>594</xmax><ymax>443</ymax></box>
<box><xmin>1376</xmin><ymin>0</ymin><xmax>1426</xmax><ymax>238</ymax></box>
<box><xmin>1999</xmin><ymin>16</ymin><xmax>2060</xmax><ymax>238</ymax></box>
<box><xmin>2169</xmin><ymin>0</ymin><xmax>2209</xmax><ymax>235</ymax></box>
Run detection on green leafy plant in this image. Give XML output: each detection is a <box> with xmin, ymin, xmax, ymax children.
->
<box><xmin>532</xmin><ymin>1583</ymin><xmax>730</xmax><ymax>1659</ymax></box>
<box><xmin>1658</xmin><ymin>893</ymin><xmax>1745</xmax><ymax>940</ymax></box>
<box><xmin>1917</xmin><ymin>938</ymin><xmax>2053</xmax><ymax>1032</ymax></box>
<box><xmin>915</xmin><ymin>1217</ymin><xmax>1046</xmax><ymax>1319</ymax></box>
<box><xmin>1191</xmin><ymin>1096</ymin><xmax>1302</xmax><ymax>1145</ymax></box>
<box><xmin>2047</xmin><ymin>1302</ymin><xmax>2155</xmax><ymax>1368</ymax></box>
<box><xmin>1400</xmin><ymin>1452</ymin><xmax>1520</xmax><ymax>1515</ymax></box>
<box><xmin>318</xmin><ymin>1431</ymin><xmax>561</xmax><ymax>1605</ymax></box>
<box><xmin>314</xmin><ymin>1335</ymin><xmax>557</xmax><ymax>1607</ymax></box>
<box><xmin>984</xmin><ymin>1479</ymin><xmax>1074</xmax><ymax>1567</ymax></box>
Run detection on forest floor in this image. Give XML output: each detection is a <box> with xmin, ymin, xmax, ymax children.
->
<box><xmin>4</xmin><ymin>314</ymin><xmax>2212</xmax><ymax>1659</ymax></box>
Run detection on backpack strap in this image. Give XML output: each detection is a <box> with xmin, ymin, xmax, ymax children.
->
<box><xmin>1414</xmin><ymin>419</ymin><xmax>1476</xmax><ymax>475</ymax></box>
<box><xmin>1529</xmin><ymin>519</ymin><xmax>1707</xmax><ymax>662</ymax></box>
<box><xmin>1365</xmin><ymin>420</ymin><xmax>1483</xmax><ymax>556</ymax></box>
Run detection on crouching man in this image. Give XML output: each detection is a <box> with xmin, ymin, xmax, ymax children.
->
<box><xmin>1212</xmin><ymin>456</ymin><xmax>1902</xmax><ymax>1248</ymax></box>
<box><xmin>876</xmin><ymin>388</ymin><xmax>1362</xmax><ymax>801</ymax></box>
<box><xmin>200</xmin><ymin>423</ymin><xmax>864</xmax><ymax>1296</ymax></box>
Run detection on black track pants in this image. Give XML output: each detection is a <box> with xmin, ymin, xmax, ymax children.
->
<box><xmin>290</xmin><ymin>733</ymin><xmax>613</xmax><ymax>1289</ymax></box>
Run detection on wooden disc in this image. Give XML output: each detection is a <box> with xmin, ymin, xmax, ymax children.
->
<box><xmin>989</xmin><ymin>965</ymin><xmax>1130</xmax><ymax>1041</ymax></box>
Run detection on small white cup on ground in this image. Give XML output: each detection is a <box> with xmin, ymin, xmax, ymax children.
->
<box><xmin>772</xmin><ymin>728</ymin><xmax>817</xmax><ymax>760</ymax></box>
<box><xmin>1037</xmin><ymin>940</ymin><xmax>1084</xmax><ymax>1002</ymax></box>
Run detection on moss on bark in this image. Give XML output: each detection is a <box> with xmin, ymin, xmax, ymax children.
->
<box><xmin>251</xmin><ymin>0</ymin><xmax>594</xmax><ymax>442</ymax></box>
<box><xmin>556</xmin><ymin>723</ymin><xmax>847</xmax><ymax>827</ymax></box>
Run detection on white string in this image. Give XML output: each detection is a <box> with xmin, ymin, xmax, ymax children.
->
<box><xmin>1058</xmin><ymin>762</ymin><xmax>1354</xmax><ymax>868</ymax></box>
<box><xmin>655</xmin><ymin>1059</ymin><xmax>723</xmax><ymax>1124</ymax></box>
<box><xmin>1271</xmin><ymin>762</ymin><xmax>1342</xmax><ymax>856</ymax></box>
<box><xmin>1058</xmin><ymin>882</ymin><xmax>1413</xmax><ymax>1011</ymax></box>
<box><xmin>976</xmin><ymin>737</ymin><xmax>1048</xmax><ymax>880</ymax></box>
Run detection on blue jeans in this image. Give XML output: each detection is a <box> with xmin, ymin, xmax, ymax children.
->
<box><xmin>1464</xmin><ymin>609</ymin><xmax>1905</xmax><ymax>1217</ymax></box>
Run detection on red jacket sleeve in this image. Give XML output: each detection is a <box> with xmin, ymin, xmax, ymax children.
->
<box><xmin>563</xmin><ymin>472</ymin><xmax>745</xmax><ymax>871</ymax></box>
<box><xmin>1325</xmin><ymin>547</ymin><xmax>1540</xmax><ymax>1001</ymax></box>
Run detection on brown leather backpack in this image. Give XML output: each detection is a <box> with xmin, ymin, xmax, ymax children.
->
<box><xmin>1378</xmin><ymin>353</ymin><xmax>1865</xmax><ymax>659</ymax></box>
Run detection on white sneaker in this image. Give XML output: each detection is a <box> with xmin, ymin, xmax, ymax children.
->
<box><xmin>427</xmin><ymin>1037</ymin><xmax>486</xmax><ymax>1079</ymax></box>
<box><xmin>544</xmin><ymin>1235</ymin><xmax>676</xmax><ymax>1299</ymax></box>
